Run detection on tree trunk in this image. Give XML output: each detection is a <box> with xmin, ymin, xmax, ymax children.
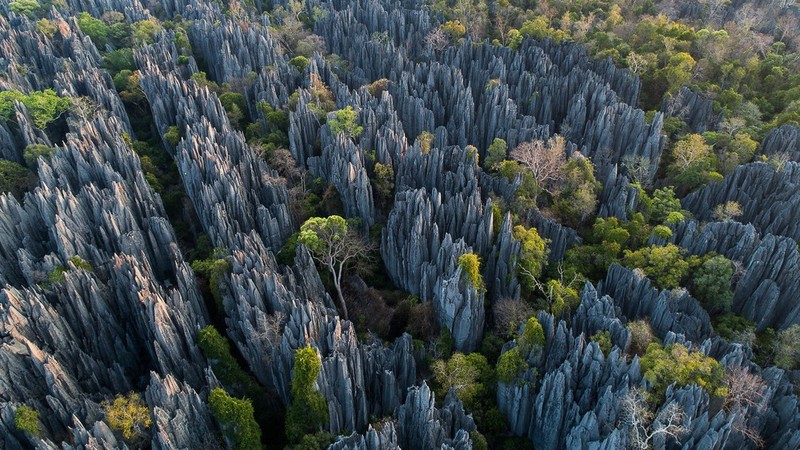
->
<box><xmin>333</xmin><ymin>278</ymin><xmax>348</xmax><ymax>321</ymax></box>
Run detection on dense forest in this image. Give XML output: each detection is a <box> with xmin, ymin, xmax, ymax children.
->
<box><xmin>0</xmin><ymin>0</ymin><xmax>799</xmax><ymax>449</ymax></box>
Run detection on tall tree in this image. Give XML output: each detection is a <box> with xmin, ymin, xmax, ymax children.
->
<box><xmin>298</xmin><ymin>216</ymin><xmax>372</xmax><ymax>320</ymax></box>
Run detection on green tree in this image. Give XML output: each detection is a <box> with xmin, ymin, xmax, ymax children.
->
<box><xmin>102</xmin><ymin>392</ymin><xmax>152</xmax><ymax>442</ymax></box>
<box><xmin>191</xmin><ymin>250</ymin><xmax>231</xmax><ymax>310</ymax></box>
<box><xmin>622</xmin><ymin>244</ymin><xmax>690</xmax><ymax>290</ymax></box>
<box><xmin>0</xmin><ymin>160</ymin><xmax>35</xmax><ymax>199</ymax></box>
<box><xmin>432</xmin><ymin>352</ymin><xmax>492</xmax><ymax>407</ymax></box>
<box><xmin>692</xmin><ymin>255</ymin><xmax>734</xmax><ymax>313</ymax></box>
<box><xmin>209</xmin><ymin>388</ymin><xmax>262</xmax><ymax>450</ymax></box>
<box><xmin>78</xmin><ymin>12</ymin><xmax>110</xmax><ymax>48</ymax></box>
<box><xmin>22</xmin><ymin>144</ymin><xmax>54</xmax><ymax>168</ymax></box>
<box><xmin>0</xmin><ymin>89</ymin><xmax>71</xmax><ymax>129</ymax></box>
<box><xmin>371</xmin><ymin>162</ymin><xmax>394</xmax><ymax>209</ymax></box>
<box><xmin>590</xmin><ymin>330</ymin><xmax>612</xmax><ymax>355</ymax></box>
<box><xmin>641</xmin><ymin>343</ymin><xmax>728</xmax><ymax>400</ymax></box>
<box><xmin>163</xmin><ymin>125</ymin><xmax>181</xmax><ymax>147</ymax></box>
<box><xmin>648</xmin><ymin>187</ymin><xmax>684</xmax><ymax>224</ymax></box>
<box><xmin>299</xmin><ymin>216</ymin><xmax>372</xmax><ymax>320</ymax></box>
<box><xmin>554</xmin><ymin>155</ymin><xmax>600</xmax><ymax>228</ymax></box>
<box><xmin>198</xmin><ymin>325</ymin><xmax>257</xmax><ymax>392</ymax></box>
<box><xmin>457</xmin><ymin>252</ymin><xmax>485</xmax><ymax>293</ymax></box>
<box><xmin>9</xmin><ymin>0</ymin><xmax>41</xmax><ymax>18</ymax></box>
<box><xmin>496</xmin><ymin>347</ymin><xmax>527</xmax><ymax>383</ymax></box>
<box><xmin>328</xmin><ymin>106</ymin><xmax>363</xmax><ymax>138</ymax></box>
<box><xmin>663</xmin><ymin>52</ymin><xmax>696</xmax><ymax>93</ymax></box>
<box><xmin>289</xmin><ymin>55</ymin><xmax>310</xmax><ymax>72</ymax></box>
<box><xmin>484</xmin><ymin>138</ymin><xmax>507</xmax><ymax>171</ymax></box>
<box><xmin>517</xmin><ymin>316</ymin><xmax>545</xmax><ymax>353</ymax></box>
<box><xmin>513</xmin><ymin>225</ymin><xmax>549</xmax><ymax>294</ymax></box>
<box><xmin>219</xmin><ymin>92</ymin><xmax>248</xmax><ymax>130</ymax></box>
<box><xmin>14</xmin><ymin>405</ymin><xmax>41</xmax><ymax>436</ymax></box>
<box><xmin>417</xmin><ymin>131</ymin><xmax>434</xmax><ymax>153</ymax></box>
<box><xmin>131</xmin><ymin>19</ymin><xmax>160</xmax><ymax>46</ymax></box>
<box><xmin>286</xmin><ymin>346</ymin><xmax>328</xmax><ymax>443</ymax></box>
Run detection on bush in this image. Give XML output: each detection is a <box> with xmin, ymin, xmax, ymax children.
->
<box><xmin>517</xmin><ymin>317</ymin><xmax>545</xmax><ymax>352</ymax></box>
<box><xmin>0</xmin><ymin>89</ymin><xmax>71</xmax><ymax>129</ymax></box>
<box><xmin>622</xmin><ymin>244</ymin><xmax>689</xmax><ymax>290</ymax></box>
<box><xmin>432</xmin><ymin>352</ymin><xmax>493</xmax><ymax>408</ymax></box>
<box><xmin>513</xmin><ymin>225</ymin><xmax>549</xmax><ymax>294</ymax></box>
<box><xmin>23</xmin><ymin>144</ymin><xmax>55</xmax><ymax>167</ymax></box>
<box><xmin>652</xmin><ymin>225</ymin><xmax>672</xmax><ymax>240</ymax></box>
<box><xmin>774</xmin><ymin>324</ymin><xmax>800</xmax><ymax>370</ymax></box>
<box><xmin>198</xmin><ymin>326</ymin><xmax>257</xmax><ymax>394</ymax></box>
<box><xmin>457</xmin><ymin>253</ymin><xmax>485</xmax><ymax>292</ymax></box>
<box><xmin>191</xmin><ymin>251</ymin><xmax>231</xmax><ymax>309</ymax></box>
<box><xmin>163</xmin><ymin>125</ymin><xmax>181</xmax><ymax>147</ymax></box>
<box><xmin>208</xmin><ymin>388</ymin><xmax>262</xmax><ymax>450</ymax></box>
<box><xmin>713</xmin><ymin>313</ymin><xmax>755</xmax><ymax>344</ymax></box>
<box><xmin>641</xmin><ymin>343</ymin><xmax>727</xmax><ymax>400</ymax></box>
<box><xmin>0</xmin><ymin>160</ymin><xmax>35</xmax><ymax>199</ymax></box>
<box><xmin>692</xmin><ymin>255</ymin><xmax>734</xmax><ymax>313</ymax></box>
<box><xmin>590</xmin><ymin>330</ymin><xmax>612</xmax><ymax>355</ymax></box>
<box><xmin>102</xmin><ymin>392</ymin><xmax>152</xmax><ymax>441</ymax></box>
<box><xmin>416</xmin><ymin>131</ymin><xmax>434</xmax><ymax>153</ymax></box>
<box><xmin>14</xmin><ymin>405</ymin><xmax>40</xmax><ymax>436</ymax></box>
<box><xmin>496</xmin><ymin>347</ymin><xmax>527</xmax><ymax>383</ymax></box>
<box><xmin>286</xmin><ymin>346</ymin><xmax>328</xmax><ymax>443</ymax></box>
<box><xmin>328</xmin><ymin>106</ymin><xmax>363</xmax><ymax>138</ymax></box>
<box><xmin>9</xmin><ymin>0</ymin><xmax>42</xmax><ymax>18</ymax></box>
<box><xmin>627</xmin><ymin>320</ymin><xmax>655</xmax><ymax>356</ymax></box>
<box><xmin>289</xmin><ymin>55</ymin><xmax>310</xmax><ymax>72</ymax></box>
<box><xmin>78</xmin><ymin>12</ymin><xmax>110</xmax><ymax>48</ymax></box>
<box><xmin>484</xmin><ymin>138</ymin><xmax>507</xmax><ymax>171</ymax></box>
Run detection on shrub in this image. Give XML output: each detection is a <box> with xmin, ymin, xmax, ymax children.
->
<box><xmin>163</xmin><ymin>125</ymin><xmax>181</xmax><ymax>147</ymax></box>
<box><xmin>191</xmin><ymin>251</ymin><xmax>231</xmax><ymax>309</ymax></box>
<box><xmin>0</xmin><ymin>160</ymin><xmax>35</xmax><ymax>199</ymax></box>
<box><xmin>641</xmin><ymin>343</ymin><xmax>727</xmax><ymax>400</ymax></box>
<box><xmin>622</xmin><ymin>244</ymin><xmax>689</xmax><ymax>290</ymax></box>
<box><xmin>14</xmin><ymin>405</ymin><xmax>40</xmax><ymax>436</ymax></box>
<box><xmin>517</xmin><ymin>317</ymin><xmax>545</xmax><ymax>352</ymax></box>
<box><xmin>590</xmin><ymin>330</ymin><xmax>612</xmax><ymax>355</ymax></box>
<box><xmin>432</xmin><ymin>352</ymin><xmax>492</xmax><ymax>407</ymax></box>
<box><xmin>774</xmin><ymin>324</ymin><xmax>800</xmax><ymax>370</ymax></box>
<box><xmin>209</xmin><ymin>388</ymin><xmax>261</xmax><ymax>450</ymax></box>
<box><xmin>78</xmin><ymin>12</ymin><xmax>110</xmax><ymax>48</ymax></box>
<box><xmin>496</xmin><ymin>347</ymin><xmax>527</xmax><ymax>383</ymax></box>
<box><xmin>416</xmin><ymin>131</ymin><xmax>434</xmax><ymax>153</ymax></box>
<box><xmin>484</xmin><ymin>138</ymin><xmax>507</xmax><ymax>171</ymax></box>
<box><xmin>692</xmin><ymin>255</ymin><xmax>734</xmax><ymax>313</ymax></box>
<box><xmin>0</xmin><ymin>89</ymin><xmax>71</xmax><ymax>129</ymax></box>
<box><xmin>286</xmin><ymin>346</ymin><xmax>328</xmax><ymax>443</ymax></box>
<box><xmin>23</xmin><ymin>144</ymin><xmax>55</xmax><ymax>167</ymax></box>
<box><xmin>513</xmin><ymin>225</ymin><xmax>549</xmax><ymax>293</ymax></box>
<box><xmin>457</xmin><ymin>253</ymin><xmax>484</xmax><ymax>292</ymax></box>
<box><xmin>289</xmin><ymin>55</ymin><xmax>310</xmax><ymax>72</ymax></box>
<box><xmin>102</xmin><ymin>392</ymin><xmax>152</xmax><ymax>441</ymax></box>
<box><xmin>713</xmin><ymin>313</ymin><xmax>755</xmax><ymax>344</ymax></box>
<box><xmin>328</xmin><ymin>106</ymin><xmax>363</xmax><ymax>138</ymax></box>
<box><xmin>652</xmin><ymin>225</ymin><xmax>672</xmax><ymax>240</ymax></box>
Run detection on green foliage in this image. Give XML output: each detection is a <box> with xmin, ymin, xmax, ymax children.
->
<box><xmin>517</xmin><ymin>317</ymin><xmax>545</xmax><ymax>353</ymax></box>
<box><xmin>219</xmin><ymin>92</ymin><xmax>248</xmax><ymax>130</ymax></box>
<box><xmin>471</xmin><ymin>431</ymin><xmax>489</xmax><ymax>450</ymax></box>
<box><xmin>289</xmin><ymin>55</ymin><xmax>310</xmax><ymax>72</ymax></box>
<box><xmin>208</xmin><ymin>388</ymin><xmax>262</xmax><ymax>450</ymax></box>
<box><xmin>328</xmin><ymin>106</ymin><xmax>363</xmax><ymax>138</ymax></box>
<box><xmin>14</xmin><ymin>405</ymin><xmax>40</xmax><ymax>436</ymax></box>
<box><xmin>774</xmin><ymin>324</ymin><xmax>800</xmax><ymax>370</ymax></box>
<box><xmin>513</xmin><ymin>225</ymin><xmax>549</xmax><ymax>294</ymax></box>
<box><xmin>372</xmin><ymin>162</ymin><xmax>394</xmax><ymax>209</ymax></box>
<box><xmin>647</xmin><ymin>187</ymin><xmax>683</xmax><ymax>224</ymax></box>
<box><xmin>554</xmin><ymin>156</ymin><xmax>600</xmax><ymax>228</ymax></box>
<box><xmin>457</xmin><ymin>252</ymin><xmax>484</xmax><ymax>292</ymax></box>
<box><xmin>432</xmin><ymin>352</ymin><xmax>493</xmax><ymax>408</ymax></box>
<box><xmin>0</xmin><ymin>160</ymin><xmax>35</xmax><ymax>198</ymax></box>
<box><xmin>298</xmin><ymin>215</ymin><xmax>347</xmax><ymax>255</ymax></box>
<box><xmin>0</xmin><ymin>89</ymin><xmax>71</xmax><ymax>129</ymax></box>
<box><xmin>296</xmin><ymin>432</ymin><xmax>336</xmax><ymax>450</ymax></box>
<box><xmin>496</xmin><ymin>347</ymin><xmax>527</xmax><ymax>383</ymax></box>
<box><xmin>198</xmin><ymin>325</ymin><xmax>259</xmax><ymax>393</ymax></box>
<box><xmin>286</xmin><ymin>346</ymin><xmax>328</xmax><ymax>443</ymax></box>
<box><xmin>131</xmin><ymin>19</ymin><xmax>160</xmax><ymax>45</ymax></box>
<box><xmin>622</xmin><ymin>244</ymin><xmax>689</xmax><ymax>290</ymax></box>
<box><xmin>23</xmin><ymin>144</ymin><xmax>55</xmax><ymax>168</ymax></box>
<box><xmin>590</xmin><ymin>330</ymin><xmax>612</xmax><ymax>355</ymax></box>
<box><xmin>652</xmin><ymin>224</ymin><xmax>672</xmax><ymax>240</ymax></box>
<box><xmin>713</xmin><ymin>313</ymin><xmax>755</xmax><ymax>343</ymax></box>
<box><xmin>640</xmin><ymin>343</ymin><xmax>728</xmax><ymax>400</ymax></box>
<box><xmin>191</xmin><ymin>252</ymin><xmax>230</xmax><ymax>309</ymax></box>
<box><xmin>484</xmin><ymin>138</ymin><xmax>507</xmax><ymax>171</ymax></box>
<box><xmin>507</xmin><ymin>29</ymin><xmax>523</xmax><ymax>50</ymax></box>
<box><xmin>36</xmin><ymin>18</ymin><xmax>57</xmax><ymax>37</ymax></box>
<box><xmin>163</xmin><ymin>125</ymin><xmax>181</xmax><ymax>147</ymax></box>
<box><xmin>78</xmin><ymin>12</ymin><xmax>110</xmax><ymax>48</ymax></box>
<box><xmin>102</xmin><ymin>392</ymin><xmax>152</xmax><ymax>442</ymax></box>
<box><xmin>433</xmin><ymin>327</ymin><xmax>455</xmax><ymax>359</ymax></box>
<box><xmin>9</xmin><ymin>0</ymin><xmax>41</xmax><ymax>18</ymax></box>
<box><xmin>692</xmin><ymin>255</ymin><xmax>734</xmax><ymax>313</ymax></box>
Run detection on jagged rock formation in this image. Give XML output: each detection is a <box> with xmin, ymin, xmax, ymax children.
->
<box><xmin>761</xmin><ymin>124</ymin><xmax>800</xmax><ymax>161</ymax></box>
<box><xmin>661</xmin><ymin>86</ymin><xmax>718</xmax><ymax>134</ymax></box>
<box><xmin>682</xmin><ymin>162</ymin><xmax>800</xmax><ymax>244</ymax></box>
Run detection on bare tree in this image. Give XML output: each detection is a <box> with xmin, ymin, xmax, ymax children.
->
<box><xmin>493</xmin><ymin>298</ymin><xmax>534</xmax><ymax>338</ymax></box>
<box><xmin>425</xmin><ymin>27</ymin><xmax>449</xmax><ymax>53</ymax></box>
<box><xmin>622</xmin><ymin>388</ymin><xmax>688</xmax><ymax>449</ymax></box>
<box><xmin>626</xmin><ymin>52</ymin><xmax>649</xmax><ymax>74</ymax></box>
<box><xmin>256</xmin><ymin>311</ymin><xmax>286</xmax><ymax>364</ymax></box>
<box><xmin>622</xmin><ymin>155</ymin><xmax>653</xmax><ymax>187</ymax></box>
<box><xmin>723</xmin><ymin>366</ymin><xmax>768</xmax><ymax>446</ymax></box>
<box><xmin>510</xmin><ymin>135</ymin><xmax>567</xmax><ymax>195</ymax></box>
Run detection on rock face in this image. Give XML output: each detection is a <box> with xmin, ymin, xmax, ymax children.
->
<box><xmin>682</xmin><ymin>162</ymin><xmax>800</xmax><ymax>244</ymax></box>
<box><xmin>1</xmin><ymin>0</ymin><xmax>799</xmax><ymax>449</ymax></box>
